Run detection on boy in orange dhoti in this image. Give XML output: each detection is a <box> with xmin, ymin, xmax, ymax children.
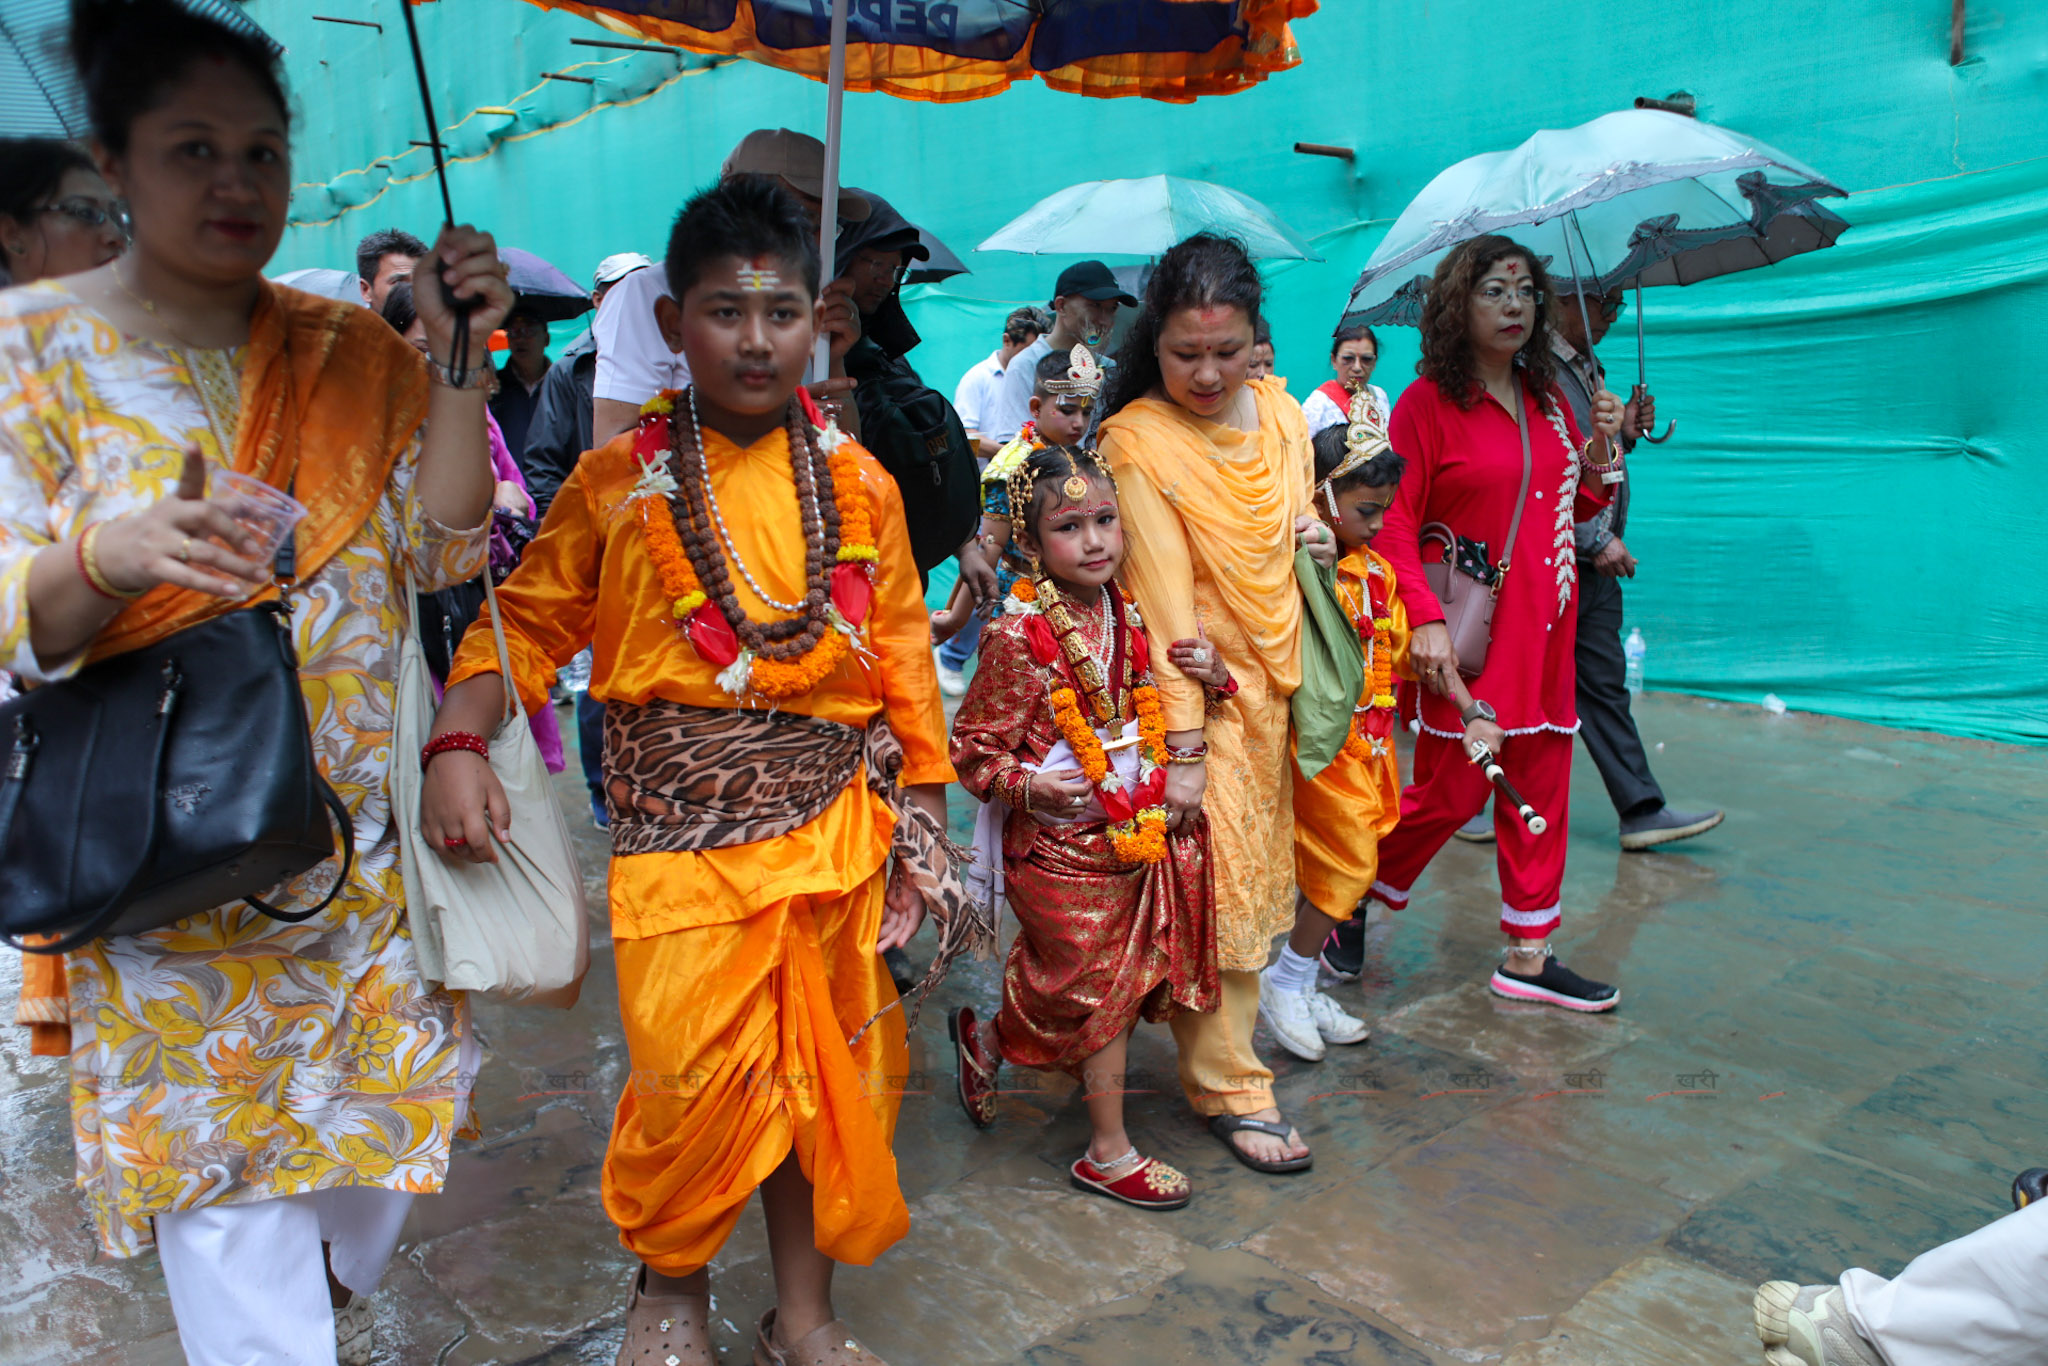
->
<box><xmin>1259</xmin><ymin>395</ymin><xmax>1504</xmax><ymax>1062</ymax></box>
<box><xmin>424</xmin><ymin>177</ymin><xmax>972</xmax><ymax>1366</ymax></box>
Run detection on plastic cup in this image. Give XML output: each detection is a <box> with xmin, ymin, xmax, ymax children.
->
<box><xmin>207</xmin><ymin>469</ymin><xmax>308</xmax><ymax>568</ymax></box>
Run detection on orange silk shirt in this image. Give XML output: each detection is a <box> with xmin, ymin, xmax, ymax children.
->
<box><xmin>448</xmin><ymin>425</ymin><xmax>954</xmax><ymax>941</ymax></box>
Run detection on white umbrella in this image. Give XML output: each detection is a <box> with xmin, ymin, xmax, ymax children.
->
<box><xmin>272</xmin><ymin>267</ymin><xmax>362</xmax><ymax>304</ymax></box>
<box><xmin>977</xmin><ymin>175</ymin><xmax>1322</xmax><ymax>261</ymax></box>
<box><xmin>1343</xmin><ymin>110</ymin><xmax>1845</xmax><ymax>442</ymax></box>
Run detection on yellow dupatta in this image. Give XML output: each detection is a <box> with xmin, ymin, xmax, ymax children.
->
<box><xmin>1097</xmin><ymin>376</ymin><xmax>1314</xmax><ymax>726</ymax></box>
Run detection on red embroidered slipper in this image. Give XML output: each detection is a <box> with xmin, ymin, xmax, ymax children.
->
<box><xmin>1069</xmin><ymin>1150</ymin><xmax>1192</xmax><ymax>1210</ymax></box>
<box><xmin>947</xmin><ymin>1006</ymin><xmax>998</xmax><ymax>1129</ymax></box>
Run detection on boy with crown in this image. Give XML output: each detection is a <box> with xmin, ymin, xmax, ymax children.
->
<box><xmin>1259</xmin><ymin>392</ymin><xmax>1506</xmax><ymax>1062</ymax></box>
<box><xmin>931</xmin><ymin>344</ymin><xmax>1104</xmax><ymax>652</ymax></box>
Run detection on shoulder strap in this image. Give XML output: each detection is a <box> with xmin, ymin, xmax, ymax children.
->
<box><xmin>1495</xmin><ymin>384</ymin><xmax>1537</xmax><ymax>595</ymax></box>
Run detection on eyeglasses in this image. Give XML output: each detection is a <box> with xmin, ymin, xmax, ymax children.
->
<box><xmin>1473</xmin><ymin>283</ymin><xmax>1541</xmax><ymax>307</ymax></box>
<box><xmin>40</xmin><ymin>197</ymin><xmax>126</xmax><ymax>236</ymax></box>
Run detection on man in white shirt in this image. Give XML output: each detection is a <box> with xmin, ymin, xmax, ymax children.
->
<box><xmin>589</xmin><ymin>128</ymin><xmax>871</xmax><ymax>448</ymax></box>
<box><xmin>953</xmin><ymin>306</ymin><xmax>1046</xmax><ymax>461</ymax></box>
<box><xmin>982</xmin><ymin>260</ymin><xmax>1134</xmax><ymax>445</ymax></box>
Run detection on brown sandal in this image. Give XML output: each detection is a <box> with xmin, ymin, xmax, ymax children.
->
<box><xmin>616</xmin><ymin>1267</ymin><xmax>714</xmax><ymax>1366</ymax></box>
<box><xmin>753</xmin><ymin>1308</ymin><xmax>887</xmax><ymax>1365</ymax></box>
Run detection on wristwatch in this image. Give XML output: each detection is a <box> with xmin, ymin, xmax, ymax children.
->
<box><xmin>1460</xmin><ymin>698</ymin><xmax>1497</xmax><ymax>725</ymax></box>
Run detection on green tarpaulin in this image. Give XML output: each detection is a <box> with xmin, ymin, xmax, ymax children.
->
<box><xmin>251</xmin><ymin>0</ymin><xmax>2048</xmax><ymax>743</ymax></box>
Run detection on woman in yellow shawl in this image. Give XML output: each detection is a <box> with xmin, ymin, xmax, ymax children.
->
<box><xmin>1097</xmin><ymin>234</ymin><xmax>1337</xmax><ymax>1174</ymax></box>
<box><xmin>1</xmin><ymin>4</ymin><xmax>509</xmax><ymax>1361</ymax></box>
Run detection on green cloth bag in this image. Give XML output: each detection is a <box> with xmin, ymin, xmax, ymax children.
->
<box><xmin>1292</xmin><ymin>548</ymin><xmax>1367</xmax><ymax>782</ymax></box>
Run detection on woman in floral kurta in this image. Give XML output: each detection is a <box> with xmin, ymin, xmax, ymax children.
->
<box><xmin>0</xmin><ymin>279</ymin><xmax>487</xmax><ymax>1256</ymax></box>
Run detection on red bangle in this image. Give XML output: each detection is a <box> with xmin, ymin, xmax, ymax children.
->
<box><xmin>421</xmin><ymin>731</ymin><xmax>490</xmax><ymax>768</ymax></box>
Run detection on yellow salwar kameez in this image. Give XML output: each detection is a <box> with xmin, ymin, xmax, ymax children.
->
<box><xmin>448</xmin><ymin>421</ymin><xmax>951</xmax><ymax>1274</ymax></box>
<box><xmin>1292</xmin><ymin>547</ymin><xmax>1413</xmax><ymax>919</ymax></box>
<box><xmin>1098</xmin><ymin>376</ymin><xmax>1313</xmax><ymax>1115</ymax></box>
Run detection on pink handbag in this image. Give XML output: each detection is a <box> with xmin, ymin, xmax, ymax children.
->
<box><xmin>1419</xmin><ymin>386</ymin><xmax>1534</xmax><ymax>678</ymax></box>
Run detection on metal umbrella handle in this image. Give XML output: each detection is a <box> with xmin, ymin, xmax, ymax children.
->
<box><xmin>1633</xmin><ymin>278</ymin><xmax>1676</xmax><ymax>444</ymax></box>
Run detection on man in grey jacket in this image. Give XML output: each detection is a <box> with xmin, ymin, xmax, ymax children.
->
<box><xmin>1460</xmin><ymin>285</ymin><xmax>1722</xmax><ymax>851</ymax></box>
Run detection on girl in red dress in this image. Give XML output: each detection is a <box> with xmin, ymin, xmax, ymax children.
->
<box><xmin>947</xmin><ymin>443</ymin><xmax>1231</xmax><ymax>1209</ymax></box>
<box><xmin>1363</xmin><ymin>234</ymin><xmax>1627</xmax><ymax>1011</ymax></box>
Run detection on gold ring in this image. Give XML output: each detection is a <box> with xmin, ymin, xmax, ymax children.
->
<box><xmin>177</xmin><ymin>536</ymin><xmax>192</xmax><ymax>564</ymax></box>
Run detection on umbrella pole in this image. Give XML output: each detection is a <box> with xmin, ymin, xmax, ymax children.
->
<box><xmin>397</xmin><ymin>0</ymin><xmax>474</xmax><ymax>386</ymax></box>
<box><xmin>812</xmin><ymin>0</ymin><xmax>851</xmax><ymax>383</ymax></box>
<box><xmin>1560</xmin><ymin>214</ymin><xmax>1599</xmax><ymax>382</ymax></box>
<box><xmin>1633</xmin><ymin>277</ymin><xmax>1675</xmax><ymax>444</ymax></box>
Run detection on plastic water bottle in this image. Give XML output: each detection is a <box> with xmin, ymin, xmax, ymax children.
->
<box><xmin>1623</xmin><ymin>629</ymin><xmax>1646</xmax><ymax>696</ymax></box>
<box><xmin>559</xmin><ymin>646</ymin><xmax>594</xmax><ymax>695</ymax></box>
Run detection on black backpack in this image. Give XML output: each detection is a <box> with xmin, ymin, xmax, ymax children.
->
<box><xmin>844</xmin><ymin>337</ymin><xmax>980</xmax><ymax>579</ymax></box>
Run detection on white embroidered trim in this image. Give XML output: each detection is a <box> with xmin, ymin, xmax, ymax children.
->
<box><xmin>1369</xmin><ymin>879</ymin><xmax>1410</xmax><ymax>905</ymax></box>
<box><xmin>1418</xmin><ymin>718</ymin><xmax>1582</xmax><ymax>740</ymax></box>
<box><xmin>1541</xmin><ymin>405</ymin><xmax>1579</xmax><ymax>620</ymax></box>
<box><xmin>1502</xmin><ymin>902</ymin><xmax>1561</xmax><ymax>929</ymax></box>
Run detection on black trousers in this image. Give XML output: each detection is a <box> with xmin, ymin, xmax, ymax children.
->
<box><xmin>1575</xmin><ymin>570</ymin><xmax>1665</xmax><ymax>819</ymax></box>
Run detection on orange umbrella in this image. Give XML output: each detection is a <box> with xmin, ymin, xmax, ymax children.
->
<box><xmin>498</xmin><ymin>0</ymin><xmax>1316</xmax><ymax>361</ymax></box>
<box><xmin>515</xmin><ymin>0</ymin><xmax>1313</xmax><ymax>103</ymax></box>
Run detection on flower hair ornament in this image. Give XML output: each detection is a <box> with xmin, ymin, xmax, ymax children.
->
<box><xmin>1041</xmin><ymin>342</ymin><xmax>1104</xmax><ymax>400</ymax></box>
<box><xmin>1317</xmin><ymin>387</ymin><xmax>1392</xmax><ymax>518</ymax></box>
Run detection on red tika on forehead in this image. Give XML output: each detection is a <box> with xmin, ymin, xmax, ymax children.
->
<box><xmin>1504</xmin><ymin>259</ymin><xmax>1522</xmax><ymax>275</ymax></box>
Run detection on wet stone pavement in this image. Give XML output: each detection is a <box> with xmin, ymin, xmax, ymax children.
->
<box><xmin>5</xmin><ymin>693</ymin><xmax>2047</xmax><ymax>1364</ymax></box>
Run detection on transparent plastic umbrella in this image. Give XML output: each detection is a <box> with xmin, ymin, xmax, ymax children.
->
<box><xmin>977</xmin><ymin>175</ymin><xmax>1321</xmax><ymax>261</ymax></box>
<box><xmin>1343</xmin><ymin>109</ymin><xmax>1846</xmax><ymax>440</ymax></box>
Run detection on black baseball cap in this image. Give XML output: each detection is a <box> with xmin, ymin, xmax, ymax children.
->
<box><xmin>1052</xmin><ymin>260</ymin><xmax>1138</xmax><ymax>307</ymax></box>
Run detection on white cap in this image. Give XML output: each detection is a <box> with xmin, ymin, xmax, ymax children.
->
<box><xmin>594</xmin><ymin>252</ymin><xmax>654</xmax><ymax>289</ymax></box>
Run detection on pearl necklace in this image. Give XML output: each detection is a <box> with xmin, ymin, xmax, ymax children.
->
<box><xmin>685</xmin><ymin>386</ymin><xmax>818</xmax><ymax>615</ymax></box>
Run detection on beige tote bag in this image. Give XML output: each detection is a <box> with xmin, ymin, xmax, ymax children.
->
<box><xmin>392</xmin><ymin>555</ymin><xmax>589</xmax><ymax>1009</ymax></box>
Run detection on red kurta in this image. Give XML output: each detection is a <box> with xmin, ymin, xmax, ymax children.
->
<box><xmin>1381</xmin><ymin>373</ymin><xmax>1606</xmax><ymax>738</ymax></box>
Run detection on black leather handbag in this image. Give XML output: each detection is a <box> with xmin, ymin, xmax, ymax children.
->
<box><xmin>0</xmin><ymin>582</ymin><xmax>353</xmax><ymax>954</ymax></box>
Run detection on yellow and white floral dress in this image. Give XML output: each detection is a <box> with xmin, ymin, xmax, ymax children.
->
<box><xmin>0</xmin><ymin>281</ymin><xmax>485</xmax><ymax>1257</ymax></box>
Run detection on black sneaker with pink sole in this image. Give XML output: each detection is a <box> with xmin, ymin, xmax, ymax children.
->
<box><xmin>1488</xmin><ymin>955</ymin><xmax>1619</xmax><ymax>1012</ymax></box>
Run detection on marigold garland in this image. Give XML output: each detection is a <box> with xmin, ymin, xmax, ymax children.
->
<box><xmin>1046</xmin><ymin>682</ymin><xmax>1171</xmax><ymax>864</ymax></box>
<box><xmin>1340</xmin><ymin>557</ymin><xmax>1399</xmax><ymax>760</ymax></box>
<box><xmin>827</xmin><ymin>443</ymin><xmax>878</xmax><ymax>563</ymax></box>
<box><xmin>1049</xmin><ymin>687</ymin><xmax>1110</xmax><ymax>784</ymax></box>
<box><xmin>1009</xmin><ymin>578</ymin><xmax>1038</xmax><ymax>604</ymax></box>
<box><xmin>634</xmin><ymin>390</ymin><xmax>876</xmax><ymax>702</ymax></box>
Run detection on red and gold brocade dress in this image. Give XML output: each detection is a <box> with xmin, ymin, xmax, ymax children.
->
<box><xmin>949</xmin><ymin>586</ymin><xmax>1218</xmax><ymax>1076</ymax></box>
<box><xmin>1292</xmin><ymin>546</ymin><xmax>1413</xmax><ymax>920</ymax></box>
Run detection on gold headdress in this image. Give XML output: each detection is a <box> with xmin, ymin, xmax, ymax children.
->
<box><xmin>1040</xmin><ymin>342</ymin><xmax>1103</xmax><ymax>399</ymax></box>
<box><xmin>1317</xmin><ymin>388</ymin><xmax>1392</xmax><ymax>514</ymax></box>
<box><xmin>1004</xmin><ymin>444</ymin><xmax>1114</xmax><ymax>538</ymax></box>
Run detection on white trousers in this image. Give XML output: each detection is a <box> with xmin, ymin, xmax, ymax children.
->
<box><xmin>1842</xmin><ymin>1199</ymin><xmax>2048</xmax><ymax>1366</ymax></box>
<box><xmin>157</xmin><ymin>1187</ymin><xmax>412</xmax><ymax>1366</ymax></box>
<box><xmin>156</xmin><ymin>1025</ymin><xmax>479</xmax><ymax>1366</ymax></box>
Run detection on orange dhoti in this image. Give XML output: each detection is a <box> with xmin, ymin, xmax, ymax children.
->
<box><xmin>1292</xmin><ymin>736</ymin><xmax>1401</xmax><ymax>920</ymax></box>
<box><xmin>603</xmin><ymin>878</ymin><xmax>910</xmax><ymax>1275</ymax></box>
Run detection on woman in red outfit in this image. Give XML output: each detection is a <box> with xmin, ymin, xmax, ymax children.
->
<box><xmin>1363</xmin><ymin>235</ymin><xmax>1626</xmax><ymax>1011</ymax></box>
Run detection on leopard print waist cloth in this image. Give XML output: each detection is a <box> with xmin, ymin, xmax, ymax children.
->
<box><xmin>603</xmin><ymin>699</ymin><xmax>864</xmax><ymax>856</ymax></box>
<box><xmin>601</xmin><ymin>698</ymin><xmax>991</xmax><ymax>1036</ymax></box>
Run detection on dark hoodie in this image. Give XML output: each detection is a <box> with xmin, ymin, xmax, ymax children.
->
<box><xmin>837</xmin><ymin>189</ymin><xmax>978</xmax><ymax>580</ymax></box>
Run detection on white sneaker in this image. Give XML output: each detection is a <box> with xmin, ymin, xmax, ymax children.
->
<box><xmin>1257</xmin><ymin>970</ymin><xmax>1326</xmax><ymax>1061</ymax></box>
<box><xmin>1306</xmin><ymin>990</ymin><xmax>1370</xmax><ymax>1045</ymax></box>
<box><xmin>334</xmin><ymin>1295</ymin><xmax>374</xmax><ymax>1366</ymax></box>
<box><xmin>935</xmin><ymin>660</ymin><xmax>968</xmax><ymax>697</ymax></box>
